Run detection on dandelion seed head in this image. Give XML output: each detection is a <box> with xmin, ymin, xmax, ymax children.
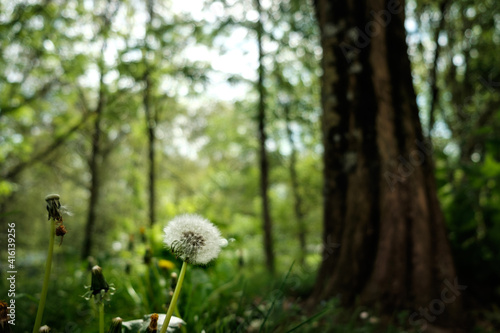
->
<box><xmin>45</xmin><ymin>193</ymin><xmax>63</xmax><ymax>222</ymax></box>
<box><xmin>163</xmin><ymin>214</ymin><xmax>226</xmax><ymax>265</ymax></box>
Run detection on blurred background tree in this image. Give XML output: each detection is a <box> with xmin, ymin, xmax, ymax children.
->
<box><xmin>311</xmin><ymin>0</ymin><xmax>461</xmax><ymax>329</ymax></box>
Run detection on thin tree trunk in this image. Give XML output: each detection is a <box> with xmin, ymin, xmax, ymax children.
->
<box><xmin>144</xmin><ymin>73</ymin><xmax>156</xmax><ymax>227</ymax></box>
<box><xmin>80</xmin><ymin>0</ymin><xmax>119</xmax><ymax>261</ymax></box>
<box><xmin>427</xmin><ymin>0</ymin><xmax>449</xmax><ymax>137</ymax></box>
<box><xmin>284</xmin><ymin>104</ymin><xmax>307</xmax><ymax>266</ymax></box>
<box><xmin>81</xmin><ymin>48</ymin><xmax>106</xmax><ymax>260</ymax></box>
<box><xmin>144</xmin><ymin>0</ymin><xmax>156</xmax><ymax>226</ymax></box>
<box><xmin>311</xmin><ymin>0</ymin><xmax>462</xmax><ymax>329</ymax></box>
<box><xmin>256</xmin><ymin>0</ymin><xmax>275</xmax><ymax>274</ymax></box>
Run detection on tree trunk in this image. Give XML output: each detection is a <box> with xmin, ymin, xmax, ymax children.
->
<box><xmin>144</xmin><ymin>73</ymin><xmax>156</xmax><ymax>227</ymax></box>
<box><xmin>256</xmin><ymin>0</ymin><xmax>275</xmax><ymax>274</ymax></box>
<box><xmin>427</xmin><ymin>0</ymin><xmax>449</xmax><ymax>137</ymax></box>
<box><xmin>81</xmin><ymin>55</ymin><xmax>105</xmax><ymax>260</ymax></box>
<box><xmin>144</xmin><ymin>0</ymin><xmax>156</xmax><ymax>227</ymax></box>
<box><xmin>311</xmin><ymin>0</ymin><xmax>462</xmax><ymax>328</ymax></box>
<box><xmin>284</xmin><ymin>104</ymin><xmax>307</xmax><ymax>266</ymax></box>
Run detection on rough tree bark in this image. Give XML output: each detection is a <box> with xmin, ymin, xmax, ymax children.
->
<box><xmin>311</xmin><ymin>0</ymin><xmax>462</xmax><ymax>329</ymax></box>
<box><xmin>256</xmin><ymin>0</ymin><xmax>275</xmax><ymax>274</ymax></box>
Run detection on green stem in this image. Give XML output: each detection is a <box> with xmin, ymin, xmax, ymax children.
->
<box><xmin>161</xmin><ymin>261</ymin><xmax>187</xmax><ymax>333</ymax></box>
<box><xmin>99</xmin><ymin>302</ymin><xmax>104</xmax><ymax>333</ymax></box>
<box><xmin>32</xmin><ymin>220</ymin><xmax>56</xmax><ymax>333</ymax></box>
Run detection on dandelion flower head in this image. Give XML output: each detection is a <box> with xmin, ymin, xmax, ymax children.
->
<box><xmin>158</xmin><ymin>259</ymin><xmax>175</xmax><ymax>270</ymax></box>
<box><xmin>163</xmin><ymin>214</ymin><xmax>225</xmax><ymax>265</ymax></box>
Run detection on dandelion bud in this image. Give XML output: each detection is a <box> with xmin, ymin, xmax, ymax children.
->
<box><xmin>128</xmin><ymin>234</ymin><xmax>135</xmax><ymax>251</ymax></box>
<box><xmin>140</xmin><ymin>226</ymin><xmax>147</xmax><ymax>243</ymax></box>
<box><xmin>45</xmin><ymin>194</ymin><xmax>63</xmax><ymax>222</ymax></box>
<box><xmin>125</xmin><ymin>261</ymin><xmax>132</xmax><ymax>275</ymax></box>
<box><xmin>107</xmin><ymin>317</ymin><xmax>122</xmax><ymax>333</ymax></box>
<box><xmin>84</xmin><ymin>265</ymin><xmax>115</xmax><ymax>304</ymax></box>
<box><xmin>147</xmin><ymin>313</ymin><xmax>159</xmax><ymax>333</ymax></box>
<box><xmin>170</xmin><ymin>272</ymin><xmax>178</xmax><ymax>290</ymax></box>
<box><xmin>163</xmin><ymin>214</ymin><xmax>225</xmax><ymax>265</ymax></box>
<box><xmin>39</xmin><ymin>325</ymin><xmax>51</xmax><ymax>332</ymax></box>
<box><xmin>144</xmin><ymin>247</ymin><xmax>153</xmax><ymax>265</ymax></box>
<box><xmin>91</xmin><ymin>265</ymin><xmax>109</xmax><ymax>293</ymax></box>
<box><xmin>238</xmin><ymin>249</ymin><xmax>244</xmax><ymax>267</ymax></box>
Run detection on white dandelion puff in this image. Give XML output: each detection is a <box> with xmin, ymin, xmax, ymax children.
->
<box><xmin>163</xmin><ymin>214</ymin><xmax>225</xmax><ymax>265</ymax></box>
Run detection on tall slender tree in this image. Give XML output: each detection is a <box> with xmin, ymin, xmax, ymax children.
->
<box><xmin>255</xmin><ymin>0</ymin><xmax>275</xmax><ymax>273</ymax></box>
<box><xmin>284</xmin><ymin>103</ymin><xmax>307</xmax><ymax>266</ymax></box>
<box><xmin>311</xmin><ymin>0</ymin><xmax>462</xmax><ymax>328</ymax></box>
<box><xmin>81</xmin><ymin>42</ymin><xmax>107</xmax><ymax>261</ymax></box>
<box><xmin>426</xmin><ymin>0</ymin><xmax>450</xmax><ymax>137</ymax></box>
<box><xmin>81</xmin><ymin>0</ymin><xmax>119</xmax><ymax>259</ymax></box>
<box><xmin>143</xmin><ymin>0</ymin><xmax>157</xmax><ymax>227</ymax></box>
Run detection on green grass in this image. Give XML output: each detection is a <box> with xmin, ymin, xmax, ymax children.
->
<box><xmin>3</xmin><ymin>237</ymin><xmax>497</xmax><ymax>333</ymax></box>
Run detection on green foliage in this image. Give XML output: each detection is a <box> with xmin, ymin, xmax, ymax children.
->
<box><xmin>409</xmin><ymin>0</ymin><xmax>500</xmax><ymax>309</ymax></box>
<box><xmin>1</xmin><ymin>0</ymin><xmax>499</xmax><ymax>331</ymax></box>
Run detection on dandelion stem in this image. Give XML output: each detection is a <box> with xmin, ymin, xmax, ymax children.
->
<box><xmin>32</xmin><ymin>220</ymin><xmax>56</xmax><ymax>333</ymax></box>
<box><xmin>99</xmin><ymin>302</ymin><xmax>104</xmax><ymax>333</ymax></box>
<box><xmin>161</xmin><ymin>261</ymin><xmax>187</xmax><ymax>333</ymax></box>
